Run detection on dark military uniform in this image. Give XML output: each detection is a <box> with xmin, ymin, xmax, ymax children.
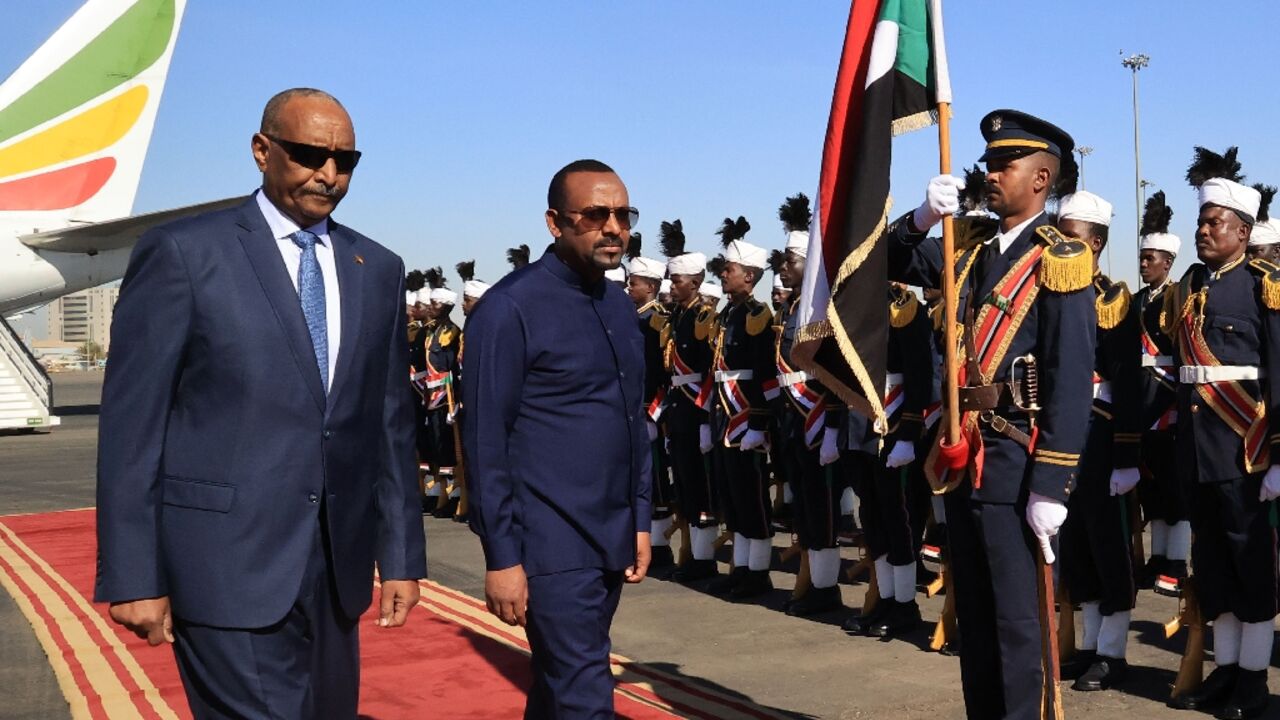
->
<box><xmin>772</xmin><ymin>295</ymin><xmax>841</xmax><ymax>552</ymax></box>
<box><xmin>408</xmin><ymin>319</ymin><xmax>432</xmax><ymax>466</ymax></box>
<box><xmin>420</xmin><ymin>317</ymin><xmax>461</xmax><ymax>475</ymax></box>
<box><xmin>1171</xmin><ymin>257</ymin><xmax>1280</xmax><ymax>625</ymax></box>
<box><xmin>709</xmin><ymin>297</ymin><xmax>776</xmax><ymax>541</ymax></box>
<box><xmin>1060</xmin><ymin>275</ymin><xmax>1140</xmax><ymax>617</ymax></box>
<box><xmin>638</xmin><ymin>299</ymin><xmax>675</xmax><ymax>528</ymax></box>
<box><xmin>1131</xmin><ymin>280</ymin><xmax>1189</xmax><ymax>576</ymax></box>
<box><xmin>663</xmin><ymin>299</ymin><xmax>716</xmax><ymax>529</ymax></box>
<box><xmin>888</xmin><ymin>211</ymin><xmax>1095</xmax><ymax>720</ymax></box>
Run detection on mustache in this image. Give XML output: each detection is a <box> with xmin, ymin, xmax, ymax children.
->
<box><xmin>594</xmin><ymin>238</ymin><xmax>624</xmax><ymax>249</ymax></box>
<box><xmin>302</xmin><ymin>184</ymin><xmax>343</xmax><ymax>198</ymax></box>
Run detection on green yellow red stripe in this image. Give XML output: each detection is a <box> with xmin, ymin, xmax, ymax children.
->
<box><xmin>0</xmin><ymin>86</ymin><xmax>147</xmax><ymax>180</ymax></box>
<box><xmin>0</xmin><ymin>157</ymin><xmax>116</xmax><ymax>211</ymax></box>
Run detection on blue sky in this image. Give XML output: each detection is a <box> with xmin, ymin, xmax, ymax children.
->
<box><xmin>5</xmin><ymin>1</ymin><xmax>1280</xmax><ymax>293</ymax></box>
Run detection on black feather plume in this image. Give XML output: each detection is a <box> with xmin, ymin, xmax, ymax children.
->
<box><xmin>1186</xmin><ymin>146</ymin><xmax>1244</xmax><ymax>187</ymax></box>
<box><xmin>405</xmin><ymin>269</ymin><xmax>426</xmax><ymax>292</ymax></box>
<box><xmin>626</xmin><ymin>232</ymin><xmax>642</xmax><ymax>260</ymax></box>
<box><xmin>960</xmin><ymin>164</ymin><xmax>988</xmax><ymax>213</ymax></box>
<box><xmin>716</xmin><ymin>216</ymin><xmax>751</xmax><ymax>247</ymax></box>
<box><xmin>659</xmin><ymin>220</ymin><xmax>686</xmax><ymax>258</ymax></box>
<box><xmin>1255</xmin><ymin>184</ymin><xmax>1277</xmax><ymax>223</ymax></box>
<box><xmin>706</xmin><ymin>255</ymin><xmax>727</xmax><ymax>277</ymax></box>
<box><xmin>424</xmin><ymin>266</ymin><xmax>445</xmax><ymax>289</ymax></box>
<box><xmin>777</xmin><ymin>193</ymin><xmax>812</xmax><ymax>233</ymax></box>
<box><xmin>506</xmin><ymin>244</ymin><xmax>530</xmax><ymax>270</ymax></box>
<box><xmin>1053</xmin><ymin>153</ymin><xmax>1079</xmax><ymax>199</ymax></box>
<box><xmin>1140</xmin><ymin>191</ymin><xmax>1174</xmax><ymax>236</ymax></box>
<box><xmin>768</xmin><ymin>249</ymin><xmax>786</xmax><ymax>275</ymax></box>
<box><xmin>456</xmin><ymin>260</ymin><xmax>475</xmax><ymax>283</ymax></box>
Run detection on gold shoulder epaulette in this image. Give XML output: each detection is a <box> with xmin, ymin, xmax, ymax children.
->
<box><xmin>890</xmin><ymin>291</ymin><xmax>920</xmax><ymax>328</ymax></box>
<box><xmin>1096</xmin><ymin>280</ymin><xmax>1131</xmax><ymax>330</ymax></box>
<box><xmin>439</xmin><ymin>325</ymin><xmax>458</xmax><ymax>347</ymax></box>
<box><xmin>952</xmin><ymin>215</ymin><xmax>999</xmax><ymax>252</ymax></box>
<box><xmin>648</xmin><ymin>309</ymin><xmax>668</xmax><ymax>333</ymax></box>
<box><xmin>1250</xmin><ymin>259</ymin><xmax>1280</xmax><ymax>310</ymax></box>
<box><xmin>1036</xmin><ymin>226</ymin><xmax>1093</xmax><ymax>293</ymax></box>
<box><xmin>746</xmin><ymin>302</ymin><xmax>773</xmax><ymax>336</ymax></box>
<box><xmin>694</xmin><ymin>307</ymin><xmax>716</xmax><ymax>341</ymax></box>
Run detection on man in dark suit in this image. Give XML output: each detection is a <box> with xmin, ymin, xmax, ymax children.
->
<box><xmin>95</xmin><ymin>88</ymin><xmax>426</xmax><ymax>719</ymax></box>
<box><xmin>462</xmin><ymin>159</ymin><xmax>651</xmax><ymax>719</ymax></box>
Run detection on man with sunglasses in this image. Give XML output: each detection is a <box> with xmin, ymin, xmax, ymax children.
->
<box><xmin>96</xmin><ymin>88</ymin><xmax>425</xmax><ymax>718</ymax></box>
<box><xmin>462</xmin><ymin>159</ymin><xmax>652</xmax><ymax>719</ymax></box>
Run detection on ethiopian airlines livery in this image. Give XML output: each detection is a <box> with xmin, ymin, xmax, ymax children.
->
<box><xmin>0</xmin><ymin>0</ymin><xmax>242</xmax><ymax>317</ymax></box>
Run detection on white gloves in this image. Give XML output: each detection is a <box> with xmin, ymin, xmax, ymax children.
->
<box><xmin>740</xmin><ymin>429</ymin><xmax>767</xmax><ymax>452</ymax></box>
<box><xmin>699</xmin><ymin>424</ymin><xmax>713</xmax><ymax>454</ymax></box>
<box><xmin>819</xmin><ymin>428</ymin><xmax>841</xmax><ymax>466</ymax></box>
<box><xmin>1025</xmin><ymin>491</ymin><xmax>1068</xmax><ymax>564</ymax></box>
<box><xmin>912</xmin><ymin>174</ymin><xmax>966</xmax><ymax>232</ymax></box>
<box><xmin>885</xmin><ymin>440</ymin><xmax>916</xmax><ymax>469</ymax></box>
<box><xmin>445</xmin><ymin>410</ymin><xmax>456</xmax><ymax>426</ymax></box>
<box><xmin>1109</xmin><ymin>467</ymin><xmax>1140</xmax><ymax>497</ymax></box>
<box><xmin>646</xmin><ymin>420</ymin><xmax>658</xmax><ymax>443</ymax></box>
<box><xmin>1261</xmin><ymin>466</ymin><xmax>1280</xmax><ymax>501</ymax></box>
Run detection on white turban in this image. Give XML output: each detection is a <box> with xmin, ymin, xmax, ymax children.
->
<box><xmin>406</xmin><ymin>291</ymin><xmax>419</xmax><ymax>305</ymax></box>
<box><xmin>1199</xmin><ymin>178</ymin><xmax>1262</xmax><ymax>222</ymax></box>
<box><xmin>699</xmin><ymin>282</ymin><xmax>723</xmax><ymax>300</ymax></box>
<box><xmin>660</xmin><ymin>279</ymin><xmax>672</xmax><ymax>294</ymax></box>
<box><xmin>604</xmin><ymin>266</ymin><xmax>627</xmax><ymax>283</ymax></box>
<box><xmin>429</xmin><ymin>288</ymin><xmax>458</xmax><ymax>305</ymax></box>
<box><xmin>724</xmin><ymin>240</ymin><xmax>768</xmax><ymax>270</ymax></box>
<box><xmin>667</xmin><ymin>252</ymin><xmax>707</xmax><ymax>276</ymax></box>
<box><xmin>463</xmin><ymin>280</ymin><xmax>490</xmax><ymax>299</ymax></box>
<box><xmin>773</xmin><ymin>274</ymin><xmax>784</xmax><ymax>289</ymax></box>
<box><xmin>785</xmin><ymin>230</ymin><xmax>809</xmax><ymax>258</ymax></box>
<box><xmin>1140</xmin><ymin>233</ymin><xmax>1181</xmax><ymax>256</ymax></box>
<box><xmin>1250</xmin><ymin>219</ymin><xmax>1280</xmax><ymax>247</ymax></box>
<box><xmin>1058</xmin><ymin>191</ymin><xmax>1113</xmax><ymax>227</ymax></box>
<box><xmin>629</xmin><ymin>256</ymin><xmax>666</xmax><ymax>280</ymax></box>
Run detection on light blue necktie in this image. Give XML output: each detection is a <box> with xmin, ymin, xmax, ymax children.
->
<box><xmin>291</xmin><ymin>230</ymin><xmax>329</xmax><ymax>393</ymax></box>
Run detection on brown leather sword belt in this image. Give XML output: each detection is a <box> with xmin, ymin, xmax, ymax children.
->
<box><xmin>956</xmin><ymin>383</ymin><xmax>1033</xmax><ymax>449</ymax></box>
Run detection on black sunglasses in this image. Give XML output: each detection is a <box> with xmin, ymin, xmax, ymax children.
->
<box><xmin>557</xmin><ymin>206</ymin><xmax>639</xmax><ymax>231</ymax></box>
<box><xmin>264</xmin><ymin>134</ymin><xmax>362</xmax><ymax>173</ymax></box>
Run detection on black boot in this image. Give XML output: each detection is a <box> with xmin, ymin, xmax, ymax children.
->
<box><xmin>431</xmin><ymin>496</ymin><xmax>459</xmax><ymax>518</ymax></box>
<box><xmin>871</xmin><ymin>599</ymin><xmax>921</xmax><ymax>638</ymax></box>
<box><xmin>786</xmin><ymin>585</ymin><xmax>843</xmax><ymax>617</ymax></box>
<box><xmin>672</xmin><ymin>558</ymin><xmax>719</xmax><ymax>583</ymax></box>
<box><xmin>843</xmin><ymin>598</ymin><xmax>893</xmax><ymax>635</ymax></box>
<box><xmin>1060</xmin><ymin>649</ymin><xmax>1098</xmax><ymax>681</ymax></box>
<box><xmin>729</xmin><ymin>569</ymin><xmax>774</xmax><ymax>599</ymax></box>
<box><xmin>708</xmin><ymin>566</ymin><xmax>748</xmax><ymax>595</ymax></box>
<box><xmin>1170</xmin><ymin>663</ymin><xmax>1238</xmax><ymax>710</ymax></box>
<box><xmin>1072</xmin><ymin>656</ymin><xmax>1128</xmax><ymax>691</ymax></box>
<box><xmin>421</xmin><ymin>494</ymin><xmax>440</xmax><ymax>514</ymax></box>
<box><xmin>648</xmin><ymin>545</ymin><xmax>676</xmax><ymax>575</ymax></box>
<box><xmin>1137</xmin><ymin>555</ymin><xmax>1167</xmax><ymax>590</ymax></box>
<box><xmin>1218</xmin><ymin>668</ymin><xmax>1270</xmax><ymax>720</ymax></box>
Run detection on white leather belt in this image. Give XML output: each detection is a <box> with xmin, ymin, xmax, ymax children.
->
<box><xmin>884</xmin><ymin>372</ymin><xmax>904</xmax><ymax>392</ymax></box>
<box><xmin>1142</xmin><ymin>355</ymin><xmax>1174</xmax><ymax>368</ymax></box>
<box><xmin>777</xmin><ymin>370</ymin><xmax>809</xmax><ymax>386</ymax></box>
<box><xmin>715</xmin><ymin>370</ymin><xmax>753</xmax><ymax>383</ymax></box>
<box><xmin>671</xmin><ymin>372</ymin><xmax>701</xmax><ymax>387</ymax></box>
<box><xmin>1179</xmin><ymin>365</ymin><xmax>1263</xmax><ymax>383</ymax></box>
<box><xmin>1092</xmin><ymin>380</ymin><xmax>1112</xmax><ymax>403</ymax></box>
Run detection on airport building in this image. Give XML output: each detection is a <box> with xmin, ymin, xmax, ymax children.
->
<box><xmin>45</xmin><ymin>285</ymin><xmax>119</xmax><ymax>352</ymax></box>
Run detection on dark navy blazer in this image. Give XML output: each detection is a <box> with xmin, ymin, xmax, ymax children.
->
<box><xmin>462</xmin><ymin>250</ymin><xmax>651</xmax><ymax>576</ymax></box>
<box><xmin>94</xmin><ymin>196</ymin><xmax>426</xmax><ymax>628</ymax></box>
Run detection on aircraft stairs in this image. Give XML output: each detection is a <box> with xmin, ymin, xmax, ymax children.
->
<box><xmin>0</xmin><ymin>316</ymin><xmax>59</xmax><ymax>431</ymax></box>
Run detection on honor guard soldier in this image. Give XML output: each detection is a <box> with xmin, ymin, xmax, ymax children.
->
<box><xmin>1245</xmin><ymin>186</ymin><xmax>1280</xmax><ymax>264</ymax></box>
<box><xmin>659</xmin><ymin>221</ymin><xmax>721</xmax><ymax>582</ymax></box>
<box><xmin>699</xmin><ymin>279</ymin><xmax>724</xmax><ymax>311</ymax></box>
<box><xmin>706</xmin><ymin>218</ymin><xmax>777</xmax><ymax>600</ymax></box>
<box><xmin>626</xmin><ymin>234</ymin><xmax>678</xmax><ymax>573</ymax></box>
<box><xmin>842</xmin><ymin>282</ymin><xmax>934</xmax><ymax>637</ymax></box>
<box><xmin>1167</xmin><ymin>148</ymin><xmax>1280</xmax><ymax>719</ymax></box>
<box><xmin>770</xmin><ymin>196</ymin><xmax>845</xmax><ymax>616</ymax></box>
<box><xmin>887</xmin><ymin>110</ymin><xmax>1095</xmax><ymax>720</ymax></box>
<box><xmin>1130</xmin><ymin>192</ymin><xmax>1191</xmax><ymax>592</ymax></box>
<box><xmin>421</xmin><ymin>269</ymin><xmax>463</xmax><ymax>518</ymax></box>
<box><xmin>1054</xmin><ymin>191</ymin><xmax>1142</xmax><ymax>691</ymax></box>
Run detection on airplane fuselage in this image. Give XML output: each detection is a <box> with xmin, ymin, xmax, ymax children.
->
<box><xmin>0</xmin><ymin>234</ymin><xmax>130</xmax><ymax>315</ymax></box>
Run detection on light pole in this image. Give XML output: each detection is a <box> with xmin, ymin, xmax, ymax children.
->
<box><xmin>1076</xmin><ymin>146</ymin><xmax>1094</xmax><ymax>189</ymax></box>
<box><xmin>1122</xmin><ymin>52</ymin><xmax>1150</xmax><ymax>255</ymax></box>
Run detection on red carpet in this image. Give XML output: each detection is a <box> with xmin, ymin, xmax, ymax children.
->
<box><xmin>0</xmin><ymin>509</ymin><xmax>787</xmax><ymax>719</ymax></box>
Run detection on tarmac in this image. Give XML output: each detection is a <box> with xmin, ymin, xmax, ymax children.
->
<box><xmin>2</xmin><ymin>371</ymin><xmax>1278</xmax><ymax>719</ymax></box>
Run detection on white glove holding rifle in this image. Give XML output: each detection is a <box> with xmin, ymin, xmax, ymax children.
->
<box><xmin>911</xmin><ymin>175</ymin><xmax>965</xmax><ymax>232</ymax></box>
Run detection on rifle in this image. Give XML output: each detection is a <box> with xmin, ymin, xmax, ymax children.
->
<box><xmin>928</xmin><ymin>561</ymin><xmax>958</xmax><ymax>653</ymax></box>
<box><xmin>1128</xmin><ymin>488</ymin><xmax>1145</xmax><ymax>575</ymax></box>
<box><xmin>444</xmin><ymin>375</ymin><xmax>467</xmax><ymax>519</ymax></box>
<box><xmin>1058</xmin><ymin>583</ymin><xmax>1076</xmax><ymax>662</ymax></box>
<box><xmin>1167</xmin><ymin>576</ymin><xmax>1204</xmax><ymax>700</ymax></box>
<box><xmin>1036</xmin><ymin>548</ymin><xmax>1064</xmax><ymax>720</ymax></box>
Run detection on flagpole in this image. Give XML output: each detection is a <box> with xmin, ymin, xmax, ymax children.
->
<box><xmin>936</xmin><ymin>102</ymin><xmax>960</xmax><ymax>448</ymax></box>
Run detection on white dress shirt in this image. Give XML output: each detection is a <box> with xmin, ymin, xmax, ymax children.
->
<box><xmin>988</xmin><ymin>212</ymin><xmax>1040</xmax><ymax>255</ymax></box>
<box><xmin>255</xmin><ymin>190</ymin><xmax>342</xmax><ymax>391</ymax></box>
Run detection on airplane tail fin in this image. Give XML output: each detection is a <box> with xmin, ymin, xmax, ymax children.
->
<box><xmin>0</xmin><ymin>0</ymin><xmax>187</xmax><ymax>224</ymax></box>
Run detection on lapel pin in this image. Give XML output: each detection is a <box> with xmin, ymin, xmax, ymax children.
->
<box><xmin>354</xmin><ymin>254</ymin><xmax>364</xmax><ymax>265</ymax></box>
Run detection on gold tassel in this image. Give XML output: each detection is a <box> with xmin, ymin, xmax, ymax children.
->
<box><xmin>1040</xmin><ymin>241</ymin><xmax>1094</xmax><ymax>293</ymax></box>
<box><xmin>1095</xmin><ymin>283</ymin><xmax>1131</xmax><ymax>330</ymax></box>
<box><xmin>746</xmin><ymin>303</ymin><xmax>774</xmax><ymax>336</ymax></box>
<box><xmin>1263</xmin><ymin>271</ymin><xmax>1280</xmax><ymax>311</ymax></box>
<box><xmin>890</xmin><ymin>292</ymin><xmax>919</xmax><ymax>328</ymax></box>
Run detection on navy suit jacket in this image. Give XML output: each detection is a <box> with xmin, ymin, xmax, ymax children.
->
<box><xmin>461</xmin><ymin>251</ymin><xmax>651</xmax><ymax>577</ymax></box>
<box><xmin>94</xmin><ymin>196</ymin><xmax>426</xmax><ymax>628</ymax></box>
